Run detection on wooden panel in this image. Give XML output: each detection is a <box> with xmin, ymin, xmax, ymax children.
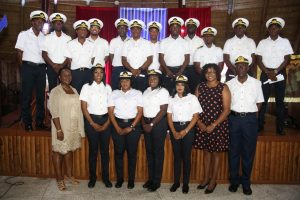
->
<box><xmin>0</xmin><ymin>127</ymin><xmax>300</xmax><ymax>184</ymax></box>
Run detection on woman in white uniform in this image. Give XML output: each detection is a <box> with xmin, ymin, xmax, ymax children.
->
<box><xmin>167</xmin><ymin>75</ymin><xmax>202</xmax><ymax>194</ymax></box>
<box><xmin>108</xmin><ymin>71</ymin><xmax>143</xmax><ymax>189</ymax></box>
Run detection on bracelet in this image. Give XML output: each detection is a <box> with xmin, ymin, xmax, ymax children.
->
<box><xmin>57</xmin><ymin>129</ymin><xmax>62</xmax><ymax>133</ymax></box>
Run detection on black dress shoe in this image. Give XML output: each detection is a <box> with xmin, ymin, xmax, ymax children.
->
<box><xmin>127</xmin><ymin>180</ymin><xmax>135</xmax><ymax>189</ymax></box>
<box><xmin>143</xmin><ymin>180</ymin><xmax>152</xmax><ymax>188</ymax></box>
<box><xmin>88</xmin><ymin>180</ymin><xmax>96</xmax><ymax>188</ymax></box>
<box><xmin>115</xmin><ymin>180</ymin><xmax>123</xmax><ymax>188</ymax></box>
<box><xmin>36</xmin><ymin>123</ymin><xmax>50</xmax><ymax>130</ymax></box>
<box><xmin>197</xmin><ymin>181</ymin><xmax>209</xmax><ymax>189</ymax></box>
<box><xmin>182</xmin><ymin>184</ymin><xmax>189</xmax><ymax>194</ymax></box>
<box><xmin>103</xmin><ymin>180</ymin><xmax>112</xmax><ymax>188</ymax></box>
<box><xmin>228</xmin><ymin>184</ymin><xmax>239</xmax><ymax>192</ymax></box>
<box><xmin>204</xmin><ymin>184</ymin><xmax>217</xmax><ymax>194</ymax></box>
<box><xmin>243</xmin><ymin>186</ymin><xmax>252</xmax><ymax>195</ymax></box>
<box><xmin>147</xmin><ymin>183</ymin><xmax>160</xmax><ymax>192</ymax></box>
<box><xmin>169</xmin><ymin>183</ymin><xmax>180</xmax><ymax>192</ymax></box>
<box><xmin>24</xmin><ymin>124</ymin><xmax>33</xmax><ymax>131</ymax></box>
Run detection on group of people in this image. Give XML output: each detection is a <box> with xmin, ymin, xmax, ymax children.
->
<box><xmin>15</xmin><ymin>9</ymin><xmax>293</xmax><ymax>196</ymax></box>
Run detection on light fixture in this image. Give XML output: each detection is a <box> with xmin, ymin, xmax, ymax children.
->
<box><xmin>86</xmin><ymin>0</ymin><xmax>91</xmax><ymax>5</ymax></box>
<box><xmin>21</xmin><ymin>0</ymin><xmax>25</xmax><ymax>7</ymax></box>
<box><xmin>54</xmin><ymin>0</ymin><xmax>58</xmax><ymax>5</ymax></box>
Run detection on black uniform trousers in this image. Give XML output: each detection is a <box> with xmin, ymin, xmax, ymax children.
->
<box><xmin>21</xmin><ymin>61</ymin><xmax>46</xmax><ymax>126</ymax></box>
<box><xmin>163</xmin><ymin>67</ymin><xmax>179</xmax><ymax>94</ymax></box>
<box><xmin>71</xmin><ymin>68</ymin><xmax>91</xmax><ymax>93</ymax></box>
<box><xmin>170</xmin><ymin>123</ymin><xmax>195</xmax><ymax>185</ymax></box>
<box><xmin>111</xmin><ymin>119</ymin><xmax>141</xmax><ymax>182</ymax></box>
<box><xmin>184</xmin><ymin>65</ymin><xmax>202</xmax><ymax>94</ymax></box>
<box><xmin>143</xmin><ymin>117</ymin><xmax>168</xmax><ymax>185</ymax></box>
<box><xmin>111</xmin><ymin>66</ymin><xmax>126</xmax><ymax>90</ymax></box>
<box><xmin>258</xmin><ymin>70</ymin><xmax>286</xmax><ymax>131</ymax></box>
<box><xmin>132</xmin><ymin>71</ymin><xmax>148</xmax><ymax>92</ymax></box>
<box><xmin>46</xmin><ymin>64</ymin><xmax>59</xmax><ymax>92</ymax></box>
<box><xmin>85</xmin><ymin>114</ymin><xmax>111</xmax><ymax>182</ymax></box>
<box><xmin>228</xmin><ymin>112</ymin><xmax>258</xmax><ymax>188</ymax></box>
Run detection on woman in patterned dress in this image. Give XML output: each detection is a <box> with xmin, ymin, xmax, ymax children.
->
<box><xmin>194</xmin><ymin>63</ymin><xmax>231</xmax><ymax>194</ymax></box>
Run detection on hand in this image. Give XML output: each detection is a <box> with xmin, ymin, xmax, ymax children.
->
<box><xmin>52</xmin><ymin>63</ymin><xmax>61</xmax><ymax>73</ymax></box>
<box><xmin>115</xmin><ymin>126</ymin><xmax>123</xmax><ymax>135</ymax></box>
<box><xmin>57</xmin><ymin>131</ymin><xmax>64</xmax><ymax>141</ymax></box>
<box><xmin>197</xmin><ymin>121</ymin><xmax>207</xmax><ymax>132</ymax></box>
<box><xmin>172</xmin><ymin>131</ymin><xmax>181</xmax><ymax>140</ymax></box>
<box><xmin>165</xmin><ymin>68</ymin><xmax>175</xmax><ymax>78</ymax></box>
<box><xmin>267</xmin><ymin>71</ymin><xmax>277</xmax><ymax>81</ymax></box>
<box><xmin>143</xmin><ymin>124</ymin><xmax>153</xmax><ymax>133</ymax></box>
<box><xmin>206</xmin><ymin>124</ymin><xmax>216</xmax><ymax>133</ymax></box>
<box><xmin>178</xmin><ymin>130</ymin><xmax>186</xmax><ymax>138</ymax></box>
<box><xmin>175</xmin><ymin>69</ymin><xmax>184</xmax><ymax>77</ymax></box>
<box><xmin>91</xmin><ymin>123</ymin><xmax>103</xmax><ymax>132</ymax></box>
<box><xmin>123</xmin><ymin>127</ymin><xmax>133</xmax><ymax>135</ymax></box>
<box><xmin>131</xmin><ymin>69</ymin><xmax>141</xmax><ymax>77</ymax></box>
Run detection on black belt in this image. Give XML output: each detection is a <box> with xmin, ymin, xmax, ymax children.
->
<box><xmin>116</xmin><ymin>117</ymin><xmax>134</xmax><ymax>123</ymax></box>
<box><xmin>173</xmin><ymin>121</ymin><xmax>190</xmax><ymax>125</ymax></box>
<box><xmin>23</xmin><ymin>61</ymin><xmax>45</xmax><ymax>66</ymax></box>
<box><xmin>73</xmin><ymin>67</ymin><xmax>89</xmax><ymax>71</ymax></box>
<box><xmin>231</xmin><ymin>111</ymin><xmax>256</xmax><ymax>117</ymax></box>
<box><xmin>144</xmin><ymin>117</ymin><xmax>154</xmax><ymax>123</ymax></box>
<box><xmin>91</xmin><ymin>113</ymin><xmax>108</xmax><ymax>118</ymax></box>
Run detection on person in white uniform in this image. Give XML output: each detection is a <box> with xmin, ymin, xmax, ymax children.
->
<box><xmin>147</xmin><ymin>21</ymin><xmax>162</xmax><ymax>71</ymax></box>
<box><xmin>122</xmin><ymin>19</ymin><xmax>153</xmax><ymax>92</ymax></box>
<box><xmin>109</xmin><ymin>18</ymin><xmax>130</xmax><ymax>90</ymax></box>
<box><xmin>142</xmin><ymin>69</ymin><xmax>169</xmax><ymax>192</ymax></box>
<box><xmin>15</xmin><ymin>10</ymin><xmax>48</xmax><ymax>131</ymax></box>
<box><xmin>159</xmin><ymin>16</ymin><xmax>189</xmax><ymax>94</ymax></box>
<box><xmin>80</xmin><ymin>63</ymin><xmax>112</xmax><ymax>189</ymax></box>
<box><xmin>194</xmin><ymin>27</ymin><xmax>223</xmax><ymax>84</ymax></box>
<box><xmin>256</xmin><ymin>17</ymin><xmax>294</xmax><ymax>135</ymax></box>
<box><xmin>167</xmin><ymin>75</ymin><xmax>202</xmax><ymax>194</ymax></box>
<box><xmin>42</xmin><ymin>12</ymin><xmax>71</xmax><ymax>91</ymax></box>
<box><xmin>184</xmin><ymin>18</ymin><xmax>204</xmax><ymax>93</ymax></box>
<box><xmin>108</xmin><ymin>71</ymin><xmax>143</xmax><ymax>189</ymax></box>
<box><xmin>223</xmin><ymin>18</ymin><xmax>256</xmax><ymax>81</ymax></box>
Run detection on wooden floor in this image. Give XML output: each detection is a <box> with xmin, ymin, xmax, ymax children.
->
<box><xmin>0</xmin><ymin>111</ymin><xmax>300</xmax><ymax>184</ymax></box>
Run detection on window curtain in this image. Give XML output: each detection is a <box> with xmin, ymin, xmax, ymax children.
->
<box><xmin>76</xmin><ymin>6</ymin><xmax>119</xmax><ymax>84</ymax></box>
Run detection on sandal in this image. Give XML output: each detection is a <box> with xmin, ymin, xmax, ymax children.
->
<box><xmin>57</xmin><ymin>180</ymin><xmax>66</xmax><ymax>191</ymax></box>
<box><xmin>64</xmin><ymin>176</ymin><xmax>80</xmax><ymax>185</ymax></box>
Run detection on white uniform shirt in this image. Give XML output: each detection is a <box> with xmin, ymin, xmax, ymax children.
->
<box><xmin>256</xmin><ymin>36</ymin><xmax>294</xmax><ymax>69</ymax></box>
<box><xmin>184</xmin><ymin>35</ymin><xmax>204</xmax><ymax>65</ymax></box>
<box><xmin>88</xmin><ymin>36</ymin><xmax>109</xmax><ymax>67</ymax></box>
<box><xmin>108</xmin><ymin>89</ymin><xmax>143</xmax><ymax>119</ymax></box>
<box><xmin>110</xmin><ymin>36</ymin><xmax>130</xmax><ymax>67</ymax></box>
<box><xmin>223</xmin><ymin>35</ymin><xmax>256</xmax><ymax>65</ymax></box>
<box><xmin>167</xmin><ymin>93</ymin><xmax>202</xmax><ymax>122</ymax></box>
<box><xmin>122</xmin><ymin>38</ymin><xmax>152</xmax><ymax>69</ymax></box>
<box><xmin>15</xmin><ymin>28</ymin><xmax>45</xmax><ymax>63</ymax></box>
<box><xmin>41</xmin><ymin>31</ymin><xmax>71</xmax><ymax>64</ymax></box>
<box><xmin>226</xmin><ymin>76</ymin><xmax>264</xmax><ymax>113</ymax></box>
<box><xmin>64</xmin><ymin>38</ymin><xmax>96</xmax><ymax>70</ymax></box>
<box><xmin>194</xmin><ymin>44</ymin><xmax>223</xmax><ymax>67</ymax></box>
<box><xmin>80</xmin><ymin>81</ymin><xmax>112</xmax><ymax>115</ymax></box>
<box><xmin>143</xmin><ymin>87</ymin><xmax>169</xmax><ymax>118</ymax></box>
<box><xmin>159</xmin><ymin>35</ymin><xmax>189</xmax><ymax>67</ymax></box>
<box><xmin>148</xmin><ymin>41</ymin><xmax>160</xmax><ymax>70</ymax></box>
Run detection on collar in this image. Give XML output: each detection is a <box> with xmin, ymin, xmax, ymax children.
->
<box><xmin>234</xmin><ymin>35</ymin><xmax>246</xmax><ymax>40</ymax></box>
<box><xmin>169</xmin><ymin>35</ymin><xmax>182</xmax><ymax>40</ymax></box>
<box><xmin>118</xmin><ymin>35</ymin><xmax>130</xmax><ymax>41</ymax></box>
<box><xmin>91</xmin><ymin>81</ymin><xmax>105</xmax><ymax>87</ymax></box>
<box><xmin>267</xmin><ymin>35</ymin><xmax>281</xmax><ymax>42</ymax></box>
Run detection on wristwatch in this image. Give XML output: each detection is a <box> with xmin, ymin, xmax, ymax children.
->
<box><xmin>150</xmin><ymin>123</ymin><xmax>154</xmax><ymax>127</ymax></box>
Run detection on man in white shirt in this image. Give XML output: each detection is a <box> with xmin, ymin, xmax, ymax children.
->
<box><xmin>194</xmin><ymin>27</ymin><xmax>223</xmax><ymax>83</ymax></box>
<box><xmin>42</xmin><ymin>13</ymin><xmax>71</xmax><ymax>91</ymax></box>
<box><xmin>15</xmin><ymin>10</ymin><xmax>48</xmax><ymax>131</ymax></box>
<box><xmin>223</xmin><ymin>18</ymin><xmax>256</xmax><ymax>81</ymax></box>
<box><xmin>227</xmin><ymin>55</ymin><xmax>264</xmax><ymax>196</ymax></box>
<box><xmin>159</xmin><ymin>16</ymin><xmax>189</xmax><ymax>94</ymax></box>
<box><xmin>122</xmin><ymin>19</ymin><xmax>153</xmax><ymax>92</ymax></box>
<box><xmin>184</xmin><ymin>18</ymin><xmax>204</xmax><ymax>93</ymax></box>
<box><xmin>147</xmin><ymin>21</ymin><xmax>162</xmax><ymax>71</ymax></box>
<box><xmin>87</xmin><ymin>18</ymin><xmax>109</xmax><ymax>67</ymax></box>
<box><xmin>64</xmin><ymin>20</ymin><xmax>96</xmax><ymax>93</ymax></box>
<box><xmin>110</xmin><ymin>18</ymin><xmax>130</xmax><ymax>90</ymax></box>
<box><xmin>256</xmin><ymin>17</ymin><xmax>294</xmax><ymax>135</ymax></box>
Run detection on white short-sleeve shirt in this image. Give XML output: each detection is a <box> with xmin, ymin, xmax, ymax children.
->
<box><xmin>122</xmin><ymin>38</ymin><xmax>152</xmax><ymax>69</ymax></box>
<box><xmin>256</xmin><ymin>36</ymin><xmax>294</xmax><ymax>69</ymax></box>
<box><xmin>64</xmin><ymin>38</ymin><xmax>96</xmax><ymax>70</ymax></box>
<box><xmin>148</xmin><ymin>41</ymin><xmax>160</xmax><ymax>70</ymax></box>
<box><xmin>110</xmin><ymin>36</ymin><xmax>130</xmax><ymax>67</ymax></box>
<box><xmin>226</xmin><ymin>76</ymin><xmax>264</xmax><ymax>113</ymax></box>
<box><xmin>41</xmin><ymin>31</ymin><xmax>71</xmax><ymax>64</ymax></box>
<box><xmin>79</xmin><ymin>81</ymin><xmax>112</xmax><ymax>115</ymax></box>
<box><xmin>159</xmin><ymin>35</ymin><xmax>190</xmax><ymax>67</ymax></box>
<box><xmin>223</xmin><ymin>35</ymin><xmax>256</xmax><ymax>65</ymax></box>
<box><xmin>88</xmin><ymin>36</ymin><xmax>109</xmax><ymax>67</ymax></box>
<box><xmin>167</xmin><ymin>93</ymin><xmax>202</xmax><ymax>122</ymax></box>
<box><xmin>184</xmin><ymin>35</ymin><xmax>204</xmax><ymax>65</ymax></box>
<box><xmin>108</xmin><ymin>89</ymin><xmax>143</xmax><ymax>119</ymax></box>
<box><xmin>143</xmin><ymin>87</ymin><xmax>169</xmax><ymax>118</ymax></box>
<box><xmin>194</xmin><ymin>44</ymin><xmax>223</xmax><ymax>67</ymax></box>
<box><xmin>15</xmin><ymin>28</ymin><xmax>46</xmax><ymax>64</ymax></box>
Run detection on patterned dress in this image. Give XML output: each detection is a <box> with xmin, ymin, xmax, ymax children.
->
<box><xmin>194</xmin><ymin>82</ymin><xmax>229</xmax><ymax>152</ymax></box>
